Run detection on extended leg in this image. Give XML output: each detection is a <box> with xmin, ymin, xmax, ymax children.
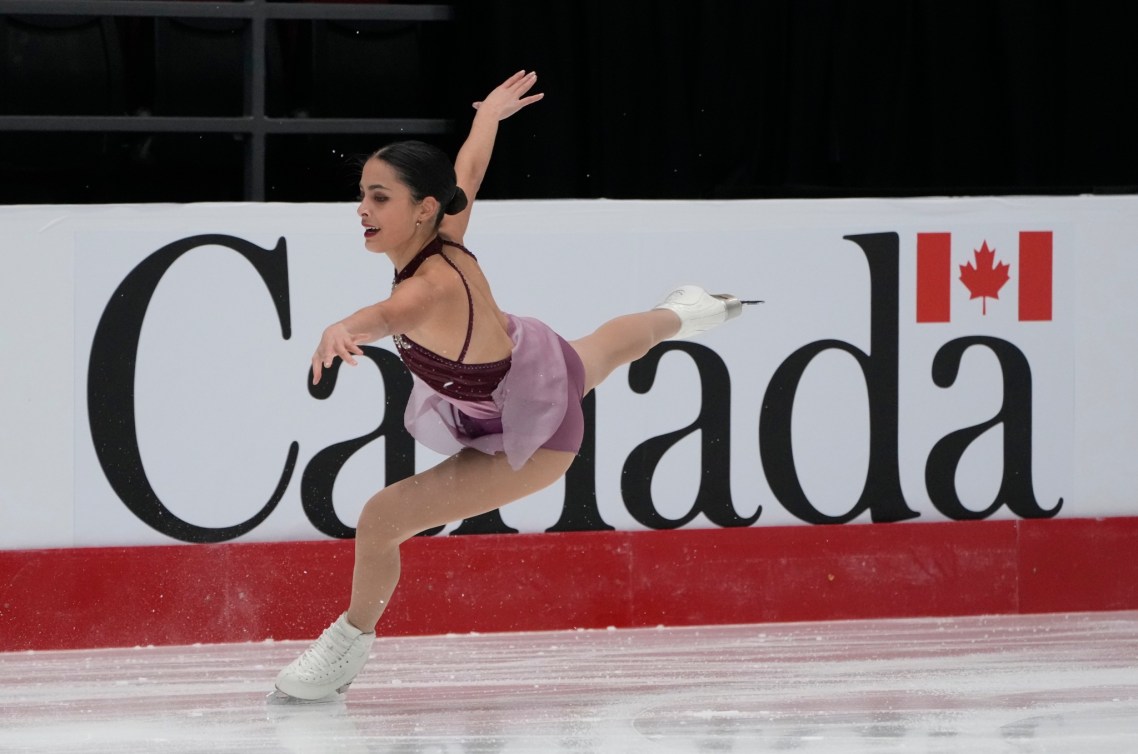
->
<box><xmin>570</xmin><ymin>309</ymin><xmax>680</xmax><ymax>393</ymax></box>
<box><xmin>571</xmin><ymin>285</ymin><xmax>748</xmax><ymax>393</ymax></box>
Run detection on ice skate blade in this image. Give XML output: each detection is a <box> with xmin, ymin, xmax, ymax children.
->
<box><xmin>266</xmin><ymin>688</ymin><xmax>345</xmax><ymax>705</ymax></box>
<box><xmin>711</xmin><ymin>294</ymin><xmax>763</xmax><ymax>321</ymax></box>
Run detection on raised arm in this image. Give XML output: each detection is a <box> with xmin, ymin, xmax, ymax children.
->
<box><xmin>440</xmin><ymin>70</ymin><xmax>544</xmax><ymax>242</ymax></box>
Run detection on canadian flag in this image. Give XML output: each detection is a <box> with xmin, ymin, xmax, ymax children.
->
<box><xmin>916</xmin><ymin>231</ymin><xmax>1053</xmax><ymax>323</ymax></box>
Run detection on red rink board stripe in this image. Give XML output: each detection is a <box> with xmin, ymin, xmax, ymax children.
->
<box><xmin>2</xmin><ymin>517</ymin><xmax>1137</xmax><ymax>652</ymax></box>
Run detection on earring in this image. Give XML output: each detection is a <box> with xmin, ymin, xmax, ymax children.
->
<box><xmin>416</xmin><ymin>220</ymin><xmax>422</xmax><ymax>227</ymax></box>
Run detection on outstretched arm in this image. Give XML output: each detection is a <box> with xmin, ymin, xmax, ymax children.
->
<box><xmin>310</xmin><ymin>276</ymin><xmax>440</xmax><ymax>385</ymax></box>
<box><xmin>440</xmin><ymin>70</ymin><xmax>543</xmax><ymax>243</ymax></box>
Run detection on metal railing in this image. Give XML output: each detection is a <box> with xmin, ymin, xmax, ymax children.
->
<box><xmin>0</xmin><ymin>1</ymin><xmax>457</xmax><ymax>200</ymax></box>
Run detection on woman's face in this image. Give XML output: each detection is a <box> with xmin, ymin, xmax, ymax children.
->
<box><xmin>356</xmin><ymin>157</ymin><xmax>427</xmax><ymax>253</ymax></box>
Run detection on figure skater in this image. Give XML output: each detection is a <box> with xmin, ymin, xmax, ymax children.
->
<box><xmin>274</xmin><ymin>70</ymin><xmax>750</xmax><ymax>700</ymax></box>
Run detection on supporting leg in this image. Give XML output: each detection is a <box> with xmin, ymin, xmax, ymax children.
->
<box><xmin>347</xmin><ymin>447</ymin><xmax>576</xmax><ymax>632</ymax></box>
<box><xmin>275</xmin><ymin>447</ymin><xmax>575</xmax><ymax>699</ymax></box>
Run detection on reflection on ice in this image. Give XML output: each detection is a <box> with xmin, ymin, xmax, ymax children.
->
<box><xmin>1</xmin><ymin>611</ymin><xmax>1136</xmax><ymax>753</ymax></box>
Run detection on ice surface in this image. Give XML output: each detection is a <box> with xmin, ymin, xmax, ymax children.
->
<box><xmin>2</xmin><ymin>611</ymin><xmax>1136</xmax><ymax>753</ymax></box>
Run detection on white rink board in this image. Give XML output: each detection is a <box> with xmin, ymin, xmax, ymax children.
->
<box><xmin>1</xmin><ymin>196</ymin><xmax>1137</xmax><ymax>549</ymax></box>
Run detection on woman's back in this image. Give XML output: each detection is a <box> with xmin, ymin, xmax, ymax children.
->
<box><xmin>393</xmin><ymin>236</ymin><xmax>513</xmax><ymax>366</ymax></box>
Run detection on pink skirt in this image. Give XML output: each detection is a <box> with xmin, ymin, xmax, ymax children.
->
<box><xmin>402</xmin><ymin>314</ymin><xmax>586</xmax><ymax>470</ymax></box>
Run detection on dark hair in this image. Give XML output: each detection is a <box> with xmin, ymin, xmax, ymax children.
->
<box><xmin>371</xmin><ymin>140</ymin><xmax>468</xmax><ymax>226</ymax></box>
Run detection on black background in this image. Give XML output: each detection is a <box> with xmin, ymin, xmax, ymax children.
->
<box><xmin>2</xmin><ymin>0</ymin><xmax>1136</xmax><ymax>204</ymax></box>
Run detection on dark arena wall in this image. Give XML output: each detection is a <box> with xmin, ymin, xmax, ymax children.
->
<box><xmin>1</xmin><ymin>1</ymin><xmax>1136</xmax><ymax>203</ymax></box>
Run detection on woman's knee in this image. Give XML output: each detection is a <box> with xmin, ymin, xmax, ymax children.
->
<box><xmin>356</xmin><ymin>489</ymin><xmax>418</xmax><ymax>547</ymax></box>
<box><xmin>526</xmin><ymin>448</ymin><xmax>577</xmax><ymax>486</ymax></box>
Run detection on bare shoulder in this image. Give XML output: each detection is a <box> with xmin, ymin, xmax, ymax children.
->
<box><xmin>412</xmin><ymin>253</ymin><xmax>470</xmax><ymax>300</ymax></box>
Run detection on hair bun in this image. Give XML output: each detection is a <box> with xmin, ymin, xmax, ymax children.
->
<box><xmin>445</xmin><ymin>187</ymin><xmax>469</xmax><ymax>215</ymax></box>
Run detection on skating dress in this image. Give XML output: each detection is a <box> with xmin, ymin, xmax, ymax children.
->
<box><xmin>393</xmin><ymin>236</ymin><xmax>585</xmax><ymax>469</ymax></box>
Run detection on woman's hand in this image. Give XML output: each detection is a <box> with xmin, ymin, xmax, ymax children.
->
<box><xmin>472</xmin><ymin>70</ymin><xmax>544</xmax><ymax>121</ymax></box>
<box><xmin>443</xmin><ymin>70</ymin><xmax>543</xmax><ymax>242</ymax></box>
<box><xmin>311</xmin><ymin>322</ymin><xmax>368</xmax><ymax>385</ymax></box>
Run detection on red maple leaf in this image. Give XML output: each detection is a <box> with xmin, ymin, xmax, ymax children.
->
<box><xmin>959</xmin><ymin>241</ymin><xmax>1010</xmax><ymax>315</ymax></box>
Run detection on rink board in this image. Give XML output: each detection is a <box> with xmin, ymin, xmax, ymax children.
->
<box><xmin>3</xmin><ymin>197</ymin><xmax>1138</xmax><ymax>651</ymax></box>
<box><xmin>2</xmin><ymin>516</ymin><xmax>1136</xmax><ymax>651</ymax></box>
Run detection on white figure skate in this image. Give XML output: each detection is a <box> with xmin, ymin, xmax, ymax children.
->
<box><xmin>654</xmin><ymin>285</ymin><xmax>760</xmax><ymax>339</ymax></box>
<box><xmin>272</xmin><ymin>613</ymin><xmax>375</xmax><ymax>702</ymax></box>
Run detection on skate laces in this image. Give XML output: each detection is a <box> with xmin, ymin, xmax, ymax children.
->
<box><xmin>294</xmin><ymin>620</ymin><xmax>356</xmax><ymax>676</ymax></box>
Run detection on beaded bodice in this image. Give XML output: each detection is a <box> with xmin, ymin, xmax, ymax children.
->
<box><xmin>391</xmin><ymin>237</ymin><xmax>511</xmax><ymax>401</ymax></box>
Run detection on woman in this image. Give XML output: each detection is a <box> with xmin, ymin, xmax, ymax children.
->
<box><xmin>274</xmin><ymin>71</ymin><xmax>748</xmax><ymax>700</ymax></box>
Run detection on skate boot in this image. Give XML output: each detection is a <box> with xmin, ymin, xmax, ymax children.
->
<box><xmin>654</xmin><ymin>285</ymin><xmax>752</xmax><ymax>339</ymax></box>
<box><xmin>274</xmin><ymin>613</ymin><xmax>375</xmax><ymax>701</ymax></box>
